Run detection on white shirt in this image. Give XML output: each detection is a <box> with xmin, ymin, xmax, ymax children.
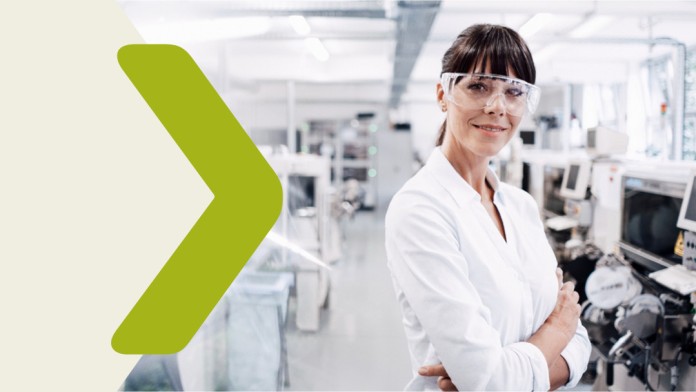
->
<box><xmin>385</xmin><ymin>148</ymin><xmax>590</xmax><ymax>391</ymax></box>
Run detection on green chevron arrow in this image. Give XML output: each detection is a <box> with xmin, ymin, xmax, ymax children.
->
<box><xmin>112</xmin><ymin>44</ymin><xmax>282</xmax><ymax>354</ymax></box>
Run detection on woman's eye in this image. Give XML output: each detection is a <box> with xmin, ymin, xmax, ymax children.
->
<box><xmin>467</xmin><ymin>83</ymin><xmax>487</xmax><ymax>92</ymax></box>
<box><xmin>506</xmin><ymin>88</ymin><xmax>525</xmax><ymax>97</ymax></box>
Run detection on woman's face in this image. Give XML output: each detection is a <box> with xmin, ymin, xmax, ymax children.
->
<box><xmin>437</xmin><ymin>66</ymin><xmax>523</xmax><ymax>160</ymax></box>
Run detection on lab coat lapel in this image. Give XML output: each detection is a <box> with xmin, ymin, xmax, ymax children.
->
<box><xmin>471</xmin><ymin>200</ymin><xmax>514</xmax><ymax>260</ymax></box>
<box><xmin>493</xmin><ymin>199</ymin><xmax>523</xmax><ymax>266</ymax></box>
<box><xmin>482</xmin><ymin>170</ymin><xmax>523</xmax><ymax>267</ymax></box>
<box><xmin>425</xmin><ymin>148</ymin><xmax>522</xmax><ymax>267</ymax></box>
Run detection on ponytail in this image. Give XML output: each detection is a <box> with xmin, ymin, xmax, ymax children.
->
<box><xmin>436</xmin><ymin>119</ymin><xmax>447</xmax><ymax>146</ymax></box>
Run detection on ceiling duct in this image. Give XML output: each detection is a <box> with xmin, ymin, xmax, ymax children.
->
<box><xmin>389</xmin><ymin>0</ymin><xmax>441</xmax><ymax>108</ymax></box>
<box><xmin>120</xmin><ymin>0</ymin><xmax>388</xmax><ymax>19</ymax></box>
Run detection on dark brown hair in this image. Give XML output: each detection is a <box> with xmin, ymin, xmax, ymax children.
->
<box><xmin>436</xmin><ymin>24</ymin><xmax>536</xmax><ymax>146</ymax></box>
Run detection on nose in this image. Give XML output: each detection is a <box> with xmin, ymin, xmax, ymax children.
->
<box><xmin>484</xmin><ymin>93</ymin><xmax>506</xmax><ymax>116</ymax></box>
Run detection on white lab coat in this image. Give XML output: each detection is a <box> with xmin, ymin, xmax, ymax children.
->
<box><xmin>385</xmin><ymin>147</ymin><xmax>590</xmax><ymax>391</ymax></box>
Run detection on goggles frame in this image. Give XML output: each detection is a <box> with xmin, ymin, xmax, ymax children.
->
<box><xmin>441</xmin><ymin>72</ymin><xmax>541</xmax><ymax>116</ymax></box>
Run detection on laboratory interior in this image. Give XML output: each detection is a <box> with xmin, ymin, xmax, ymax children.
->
<box><xmin>118</xmin><ymin>1</ymin><xmax>696</xmax><ymax>391</ymax></box>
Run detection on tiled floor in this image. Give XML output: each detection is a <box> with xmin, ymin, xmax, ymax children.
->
<box><xmin>285</xmin><ymin>210</ymin><xmax>412</xmax><ymax>390</ymax></box>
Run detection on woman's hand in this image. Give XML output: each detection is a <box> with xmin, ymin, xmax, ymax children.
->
<box><xmin>419</xmin><ymin>269</ymin><xmax>580</xmax><ymax>391</ymax></box>
<box><xmin>528</xmin><ymin>268</ymin><xmax>581</xmax><ymax>371</ymax></box>
<box><xmin>418</xmin><ymin>364</ymin><xmax>457</xmax><ymax>391</ymax></box>
<box><xmin>546</xmin><ymin>269</ymin><xmax>582</xmax><ymax>341</ymax></box>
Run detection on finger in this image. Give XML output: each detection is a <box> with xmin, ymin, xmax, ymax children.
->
<box><xmin>438</xmin><ymin>376</ymin><xmax>458</xmax><ymax>391</ymax></box>
<box><xmin>419</xmin><ymin>364</ymin><xmax>447</xmax><ymax>377</ymax></box>
<box><xmin>556</xmin><ymin>268</ymin><xmax>563</xmax><ymax>289</ymax></box>
<box><xmin>561</xmin><ymin>281</ymin><xmax>575</xmax><ymax>292</ymax></box>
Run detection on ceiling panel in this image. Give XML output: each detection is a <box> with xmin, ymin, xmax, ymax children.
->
<box><xmin>118</xmin><ymin>0</ymin><xmax>696</xmax><ymax>107</ymax></box>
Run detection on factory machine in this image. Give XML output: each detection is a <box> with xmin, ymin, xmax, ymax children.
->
<box><xmin>576</xmin><ymin>168</ymin><xmax>696</xmax><ymax>391</ymax></box>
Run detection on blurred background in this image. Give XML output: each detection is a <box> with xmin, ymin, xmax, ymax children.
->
<box><xmin>116</xmin><ymin>1</ymin><xmax>696</xmax><ymax>391</ymax></box>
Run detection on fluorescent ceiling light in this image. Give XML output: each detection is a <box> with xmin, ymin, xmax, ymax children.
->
<box><xmin>289</xmin><ymin>15</ymin><xmax>311</xmax><ymax>35</ymax></box>
<box><xmin>305</xmin><ymin>37</ymin><xmax>330</xmax><ymax>62</ymax></box>
<box><xmin>519</xmin><ymin>13</ymin><xmax>553</xmax><ymax>39</ymax></box>
<box><xmin>568</xmin><ymin>15</ymin><xmax>614</xmax><ymax>38</ymax></box>
<box><xmin>138</xmin><ymin>17</ymin><xmax>271</xmax><ymax>43</ymax></box>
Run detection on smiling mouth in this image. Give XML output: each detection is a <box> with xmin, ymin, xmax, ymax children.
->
<box><xmin>474</xmin><ymin>124</ymin><xmax>506</xmax><ymax>133</ymax></box>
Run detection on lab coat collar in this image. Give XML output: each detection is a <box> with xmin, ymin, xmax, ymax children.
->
<box><xmin>426</xmin><ymin>147</ymin><xmax>506</xmax><ymax>209</ymax></box>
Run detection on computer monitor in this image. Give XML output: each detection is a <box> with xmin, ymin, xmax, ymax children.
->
<box><xmin>519</xmin><ymin>129</ymin><xmax>536</xmax><ymax>147</ymax></box>
<box><xmin>677</xmin><ymin>172</ymin><xmax>696</xmax><ymax>232</ymax></box>
<box><xmin>542</xmin><ymin>165</ymin><xmax>565</xmax><ymax>217</ymax></box>
<box><xmin>619</xmin><ymin>174</ymin><xmax>683</xmax><ymax>271</ymax></box>
<box><xmin>560</xmin><ymin>161</ymin><xmax>591</xmax><ymax>200</ymax></box>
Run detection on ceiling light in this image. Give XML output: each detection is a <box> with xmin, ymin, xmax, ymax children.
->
<box><xmin>289</xmin><ymin>15</ymin><xmax>311</xmax><ymax>36</ymax></box>
<box><xmin>519</xmin><ymin>13</ymin><xmax>553</xmax><ymax>39</ymax></box>
<box><xmin>305</xmin><ymin>37</ymin><xmax>330</xmax><ymax>62</ymax></box>
<box><xmin>138</xmin><ymin>17</ymin><xmax>271</xmax><ymax>43</ymax></box>
<box><xmin>568</xmin><ymin>15</ymin><xmax>614</xmax><ymax>38</ymax></box>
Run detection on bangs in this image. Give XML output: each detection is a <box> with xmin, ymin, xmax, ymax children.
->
<box><xmin>443</xmin><ymin>24</ymin><xmax>536</xmax><ymax>84</ymax></box>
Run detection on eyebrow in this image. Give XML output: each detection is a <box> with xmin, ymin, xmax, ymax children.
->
<box><xmin>471</xmin><ymin>74</ymin><xmax>527</xmax><ymax>85</ymax></box>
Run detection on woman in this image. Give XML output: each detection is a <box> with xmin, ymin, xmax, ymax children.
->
<box><xmin>385</xmin><ymin>24</ymin><xmax>590</xmax><ymax>391</ymax></box>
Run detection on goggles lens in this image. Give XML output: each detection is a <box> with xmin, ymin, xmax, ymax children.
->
<box><xmin>441</xmin><ymin>73</ymin><xmax>540</xmax><ymax>116</ymax></box>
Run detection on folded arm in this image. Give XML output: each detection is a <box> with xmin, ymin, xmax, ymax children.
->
<box><xmin>386</xmin><ymin>201</ymin><xmax>568</xmax><ymax>390</ymax></box>
<box><xmin>420</xmin><ymin>271</ymin><xmax>590</xmax><ymax>391</ymax></box>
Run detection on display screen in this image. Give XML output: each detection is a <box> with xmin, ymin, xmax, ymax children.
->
<box><xmin>519</xmin><ymin>130</ymin><xmax>535</xmax><ymax>145</ymax></box>
<box><xmin>622</xmin><ymin>182</ymin><xmax>681</xmax><ymax>263</ymax></box>
<box><xmin>543</xmin><ymin>166</ymin><xmax>565</xmax><ymax>216</ymax></box>
<box><xmin>684</xmin><ymin>176</ymin><xmax>696</xmax><ymax>221</ymax></box>
<box><xmin>288</xmin><ymin>175</ymin><xmax>315</xmax><ymax>213</ymax></box>
<box><xmin>566</xmin><ymin>165</ymin><xmax>580</xmax><ymax>191</ymax></box>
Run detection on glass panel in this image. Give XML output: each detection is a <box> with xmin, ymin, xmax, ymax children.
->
<box><xmin>683</xmin><ymin>47</ymin><xmax>696</xmax><ymax>160</ymax></box>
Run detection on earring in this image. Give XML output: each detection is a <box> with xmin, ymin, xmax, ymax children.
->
<box><xmin>440</xmin><ymin>102</ymin><xmax>447</xmax><ymax>112</ymax></box>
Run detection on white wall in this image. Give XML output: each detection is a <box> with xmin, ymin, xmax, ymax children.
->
<box><xmin>225</xmin><ymin>100</ymin><xmax>388</xmax><ymax>137</ymax></box>
<box><xmin>403</xmin><ymin>101</ymin><xmax>445</xmax><ymax>162</ymax></box>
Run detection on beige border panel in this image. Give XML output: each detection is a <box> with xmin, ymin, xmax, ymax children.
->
<box><xmin>0</xmin><ymin>0</ymin><xmax>213</xmax><ymax>389</ymax></box>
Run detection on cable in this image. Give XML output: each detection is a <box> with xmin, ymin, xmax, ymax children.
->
<box><xmin>644</xmin><ymin>345</ymin><xmax>656</xmax><ymax>391</ymax></box>
<box><xmin>670</xmin><ymin>348</ymin><xmax>682</xmax><ymax>391</ymax></box>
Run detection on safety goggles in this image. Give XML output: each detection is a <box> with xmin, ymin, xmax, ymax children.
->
<box><xmin>441</xmin><ymin>72</ymin><xmax>541</xmax><ymax>116</ymax></box>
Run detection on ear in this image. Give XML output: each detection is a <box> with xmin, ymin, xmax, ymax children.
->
<box><xmin>436</xmin><ymin>83</ymin><xmax>446</xmax><ymax>112</ymax></box>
